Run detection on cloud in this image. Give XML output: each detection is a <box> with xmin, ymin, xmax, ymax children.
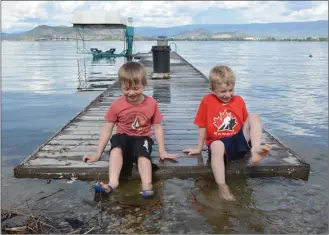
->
<box><xmin>239</xmin><ymin>1</ymin><xmax>328</xmax><ymax>23</ymax></box>
<box><xmin>285</xmin><ymin>1</ymin><xmax>315</xmax><ymax>11</ymax></box>
<box><xmin>240</xmin><ymin>2</ymin><xmax>293</xmax><ymax>23</ymax></box>
<box><xmin>1</xmin><ymin>1</ymin><xmax>328</xmax><ymax>32</ymax></box>
<box><xmin>212</xmin><ymin>1</ymin><xmax>252</xmax><ymax>9</ymax></box>
<box><xmin>2</xmin><ymin>1</ymin><xmax>48</xmax><ymax>30</ymax></box>
<box><xmin>289</xmin><ymin>2</ymin><xmax>328</xmax><ymax>20</ymax></box>
<box><xmin>54</xmin><ymin>1</ymin><xmax>85</xmax><ymax>13</ymax></box>
<box><xmin>81</xmin><ymin>1</ymin><xmax>194</xmax><ymax>27</ymax></box>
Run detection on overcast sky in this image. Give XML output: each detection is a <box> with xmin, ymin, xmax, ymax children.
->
<box><xmin>2</xmin><ymin>1</ymin><xmax>328</xmax><ymax>33</ymax></box>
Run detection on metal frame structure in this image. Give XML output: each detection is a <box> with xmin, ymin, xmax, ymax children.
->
<box><xmin>72</xmin><ymin>11</ymin><xmax>134</xmax><ymax>60</ymax></box>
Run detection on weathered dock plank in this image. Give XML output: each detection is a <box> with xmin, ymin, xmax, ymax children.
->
<box><xmin>14</xmin><ymin>52</ymin><xmax>310</xmax><ymax>181</ymax></box>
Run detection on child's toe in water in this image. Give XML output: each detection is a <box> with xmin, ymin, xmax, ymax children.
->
<box><xmin>219</xmin><ymin>184</ymin><xmax>236</xmax><ymax>201</ymax></box>
<box><xmin>251</xmin><ymin>144</ymin><xmax>271</xmax><ymax>163</ymax></box>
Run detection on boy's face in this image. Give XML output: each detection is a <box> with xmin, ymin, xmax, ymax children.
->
<box><xmin>212</xmin><ymin>83</ymin><xmax>235</xmax><ymax>103</ymax></box>
<box><xmin>122</xmin><ymin>83</ymin><xmax>145</xmax><ymax>104</ymax></box>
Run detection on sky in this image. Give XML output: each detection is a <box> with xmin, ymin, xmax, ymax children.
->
<box><xmin>1</xmin><ymin>1</ymin><xmax>328</xmax><ymax>33</ymax></box>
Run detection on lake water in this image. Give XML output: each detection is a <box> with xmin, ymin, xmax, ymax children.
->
<box><xmin>1</xmin><ymin>40</ymin><xmax>328</xmax><ymax>233</ymax></box>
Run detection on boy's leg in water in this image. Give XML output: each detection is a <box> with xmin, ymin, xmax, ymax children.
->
<box><xmin>132</xmin><ymin>136</ymin><xmax>155</xmax><ymax>196</ymax></box>
<box><xmin>243</xmin><ymin>113</ymin><xmax>271</xmax><ymax>163</ymax></box>
<box><xmin>99</xmin><ymin>147</ymin><xmax>123</xmax><ymax>193</ymax></box>
<box><xmin>210</xmin><ymin>140</ymin><xmax>236</xmax><ymax>201</ymax></box>
<box><xmin>137</xmin><ymin>156</ymin><xmax>153</xmax><ymax>191</ymax></box>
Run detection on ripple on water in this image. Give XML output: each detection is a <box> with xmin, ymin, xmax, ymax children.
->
<box><xmin>2</xmin><ymin>41</ymin><xmax>328</xmax><ymax>233</ymax></box>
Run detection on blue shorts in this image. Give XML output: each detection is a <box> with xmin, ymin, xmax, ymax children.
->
<box><xmin>207</xmin><ymin>128</ymin><xmax>251</xmax><ymax>165</ymax></box>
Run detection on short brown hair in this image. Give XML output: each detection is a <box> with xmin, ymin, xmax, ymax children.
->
<box><xmin>209</xmin><ymin>65</ymin><xmax>236</xmax><ymax>90</ymax></box>
<box><xmin>118</xmin><ymin>62</ymin><xmax>147</xmax><ymax>88</ymax></box>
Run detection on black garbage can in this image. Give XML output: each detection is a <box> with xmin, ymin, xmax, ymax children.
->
<box><xmin>152</xmin><ymin>46</ymin><xmax>170</xmax><ymax>73</ymax></box>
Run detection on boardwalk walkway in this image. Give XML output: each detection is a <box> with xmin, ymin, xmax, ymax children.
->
<box><xmin>14</xmin><ymin>52</ymin><xmax>310</xmax><ymax>181</ymax></box>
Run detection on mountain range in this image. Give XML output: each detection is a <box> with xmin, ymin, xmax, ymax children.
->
<box><xmin>1</xmin><ymin>20</ymin><xmax>327</xmax><ymax>41</ymax></box>
<box><xmin>136</xmin><ymin>20</ymin><xmax>328</xmax><ymax>38</ymax></box>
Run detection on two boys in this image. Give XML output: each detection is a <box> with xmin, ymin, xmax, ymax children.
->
<box><xmin>83</xmin><ymin>62</ymin><xmax>271</xmax><ymax>200</ymax></box>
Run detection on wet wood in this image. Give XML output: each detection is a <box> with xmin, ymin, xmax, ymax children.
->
<box><xmin>14</xmin><ymin>52</ymin><xmax>310</xmax><ymax>181</ymax></box>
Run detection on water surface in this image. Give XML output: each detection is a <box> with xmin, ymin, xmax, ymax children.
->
<box><xmin>1</xmin><ymin>40</ymin><xmax>327</xmax><ymax>233</ymax></box>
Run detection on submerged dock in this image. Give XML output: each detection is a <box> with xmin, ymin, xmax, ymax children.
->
<box><xmin>14</xmin><ymin>52</ymin><xmax>310</xmax><ymax>181</ymax></box>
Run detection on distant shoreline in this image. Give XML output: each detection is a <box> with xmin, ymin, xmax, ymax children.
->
<box><xmin>3</xmin><ymin>21</ymin><xmax>327</xmax><ymax>43</ymax></box>
<box><xmin>2</xmin><ymin>38</ymin><xmax>328</xmax><ymax>42</ymax></box>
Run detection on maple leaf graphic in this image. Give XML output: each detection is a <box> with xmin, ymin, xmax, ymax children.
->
<box><xmin>213</xmin><ymin>109</ymin><xmax>237</xmax><ymax>131</ymax></box>
<box><xmin>213</xmin><ymin>110</ymin><xmax>229</xmax><ymax>127</ymax></box>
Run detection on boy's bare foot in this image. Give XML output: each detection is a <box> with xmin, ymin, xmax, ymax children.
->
<box><xmin>219</xmin><ymin>184</ymin><xmax>236</xmax><ymax>201</ymax></box>
<box><xmin>251</xmin><ymin>144</ymin><xmax>271</xmax><ymax>163</ymax></box>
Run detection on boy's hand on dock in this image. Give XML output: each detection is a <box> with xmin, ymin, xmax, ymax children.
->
<box><xmin>159</xmin><ymin>151</ymin><xmax>179</xmax><ymax>160</ymax></box>
<box><xmin>183</xmin><ymin>148</ymin><xmax>202</xmax><ymax>155</ymax></box>
<box><xmin>82</xmin><ymin>154</ymin><xmax>99</xmax><ymax>163</ymax></box>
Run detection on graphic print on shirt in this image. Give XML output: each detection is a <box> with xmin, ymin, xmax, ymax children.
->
<box><xmin>126</xmin><ymin>112</ymin><xmax>148</xmax><ymax>133</ymax></box>
<box><xmin>143</xmin><ymin>140</ymin><xmax>149</xmax><ymax>153</ymax></box>
<box><xmin>213</xmin><ymin>109</ymin><xmax>238</xmax><ymax>136</ymax></box>
<box><xmin>131</xmin><ymin>117</ymin><xmax>141</xmax><ymax>130</ymax></box>
<box><xmin>119</xmin><ymin>110</ymin><xmax>149</xmax><ymax>134</ymax></box>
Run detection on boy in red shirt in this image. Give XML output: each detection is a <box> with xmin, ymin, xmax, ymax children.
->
<box><xmin>83</xmin><ymin>62</ymin><xmax>178</xmax><ymax>197</ymax></box>
<box><xmin>184</xmin><ymin>65</ymin><xmax>271</xmax><ymax>201</ymax></box>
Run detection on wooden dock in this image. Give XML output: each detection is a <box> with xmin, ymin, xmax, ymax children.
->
<box><xmin>14</xmin><ymin>52</ymin><xmax>310</xmax><ymax>181</ymax></box>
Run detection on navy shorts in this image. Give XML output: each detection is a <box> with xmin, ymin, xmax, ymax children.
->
<box><xmin>208</xmin><ymin>128</ymin><xmax>251</xmax><ymax>165</ymax></box>
<box><xmin>109</xmin><ymin>133</ymin><xmax>159</xmax><ymax>175</ymax></box>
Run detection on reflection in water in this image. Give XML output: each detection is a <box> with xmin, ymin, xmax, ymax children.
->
<box><xmin>26</xmin><ymin>69</ymin><xmax>56</xmax><ymax>94</ymax></box>
<box><xmin>190</xmin><ymin>177</ymin><xmax>265</xmax><ymax>233</ymax></box>
<box><xmin>77</xmin><ymin>57</ymin><xmax>118</xmax><ymax>91</ymax></box>
<box><xmin>1</xmin><ymin>41</ymin><xmax>328</xmax><ymax>234</ymax></box>
<box><xmin>92</xmin><ymin>56</ymin><xmax>117</xmax><ymax>64</ymax></box>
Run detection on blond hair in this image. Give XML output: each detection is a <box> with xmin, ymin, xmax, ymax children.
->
<box><xmin>209</xmin><ymin>65</ymin><xmax>236</xmax><ymax>90</ymax></box>
<box><xmin>118</xmin><ymin>62</ymin><xmax>147</xmax><ymax>88</ymax></box>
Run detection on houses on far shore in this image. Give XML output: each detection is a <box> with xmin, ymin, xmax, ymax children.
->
<box><xmin>167</xmin><ymin>35</ymin><xmax>327</xmax><ymax>41</ymax></box>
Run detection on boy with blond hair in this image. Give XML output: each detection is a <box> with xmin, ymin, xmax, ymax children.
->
<box><xmin>83</xmin><ymin>62</ymin><xmax>178</xmax><ymax>197</ymax></box>
<box><xmin>184</xmin><ymin>65</ymin><xmax>271</xmax><ymax>201</ymax></box>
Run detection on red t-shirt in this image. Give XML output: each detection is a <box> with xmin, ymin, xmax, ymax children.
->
<box><xmin>105</xmin><ymin>95</ymin><xmax>163</xmax><ymax>136</ymax></box>
<box><xmin>194</xmin><ymin>94</ymin><xmax>248</xmax><ymax>145</ymax></box>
